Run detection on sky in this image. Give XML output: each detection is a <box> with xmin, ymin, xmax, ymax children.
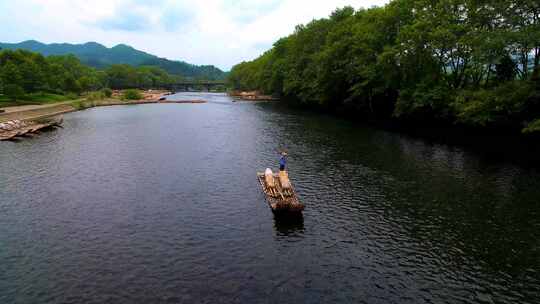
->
<box><xmin>0</xmin><ymin>0</ymin><xmax>390</xmax><ymax>70</ymax></box>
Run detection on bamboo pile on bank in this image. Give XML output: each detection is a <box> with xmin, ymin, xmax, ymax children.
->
<box><xmin>0</xmin><ymin>117</ymin><xmax>63</xmax><ymax>141</ymax></box>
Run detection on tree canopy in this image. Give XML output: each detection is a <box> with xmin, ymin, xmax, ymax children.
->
<box><xmin>0</xmin><ymin>49</ymin><xmax>183</xmax><ymax>100</ymax></box>
<box><xmin>0</xmin><ymin>40</ymin><xmax>227</xmax><ymax>80</ymax></box>
<box><xmin>228</xmin><ymin>0</ymin><xmax>540</xmax><ymax>133</ymax></box>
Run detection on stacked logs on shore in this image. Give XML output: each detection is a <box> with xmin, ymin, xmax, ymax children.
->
<box><xmin>229</xmin><ymin>91</ymin><xmax>277</xmax><ymax>101</ymax></box>
<box><xmin>0</xmin><ymin>118</ymin><xmax>63</xmax><ymax>141</ymax></box>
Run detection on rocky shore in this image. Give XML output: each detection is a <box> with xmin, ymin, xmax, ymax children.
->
<box><xmin>0</xmin><ymin>118</ymin><xmax>63</xmax><ymax>141</ymax></box>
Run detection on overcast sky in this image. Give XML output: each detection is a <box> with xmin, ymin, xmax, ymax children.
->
<box><xmin>0</xmin><ymin>0</ymin><xmax>390</xmax><ymax>70</ymax></box>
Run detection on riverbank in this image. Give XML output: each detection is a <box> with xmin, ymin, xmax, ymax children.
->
<box><xmin>0</xmin><ymin>91</ymin><xmax>207</xmax><ymax>135</ymax></box>
<box><xmin>0</xmin><ymin>99</ymin><xmax>207</xmax><ymax>123</ymax></box>
<box><xmin>72</xmin><ymin>98</ymin><xmax>207</xmax><ymax>111</ymax></box>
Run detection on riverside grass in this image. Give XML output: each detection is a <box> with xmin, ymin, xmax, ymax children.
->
<box><xmin>0</xmin><ymin>93</ymin><xmax>75</xmax><ymax>107</ymax></box>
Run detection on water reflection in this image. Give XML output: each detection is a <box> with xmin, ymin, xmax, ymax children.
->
<box><xmin>273</xmin><ymin>213</ymin><xmax>305</xmax><ymax>236</ymax></box>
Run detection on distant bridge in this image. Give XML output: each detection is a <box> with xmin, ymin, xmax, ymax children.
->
<box><xmin>166</xmin><ymin>81</ymin><xmax>227</xmax><ymax>92</ymax></box>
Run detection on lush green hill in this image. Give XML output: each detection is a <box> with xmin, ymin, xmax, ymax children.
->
<box><xmin>0</xmin><ymin>40</ymin><xmax>226</xmax><ymax>80</ymax></box>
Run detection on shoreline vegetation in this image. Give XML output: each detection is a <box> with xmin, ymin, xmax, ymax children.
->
<box><xmin>0</xmin><ymin>46</ymin><xmax>213</xmax><ymax>139</ymax></box>
<box><xmin>0</xmin><ymin>40</ymin><xmax>226</xmax><ymax>81</ymax></box>
<box><xmin>227</xmin><ymin>1</ymin><xmax>540</xmax><ymax>136</ymax></box>
<box><xmin>0</xmin><ymin>47</ymin><xmax>221</xmax><ymax>109</ymax></box>
<box><xmin>0</xmin><ymin>49</ymin><xmax>186</xmax><ymax>101</ymax></box>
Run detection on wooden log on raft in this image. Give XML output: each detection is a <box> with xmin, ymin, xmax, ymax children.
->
<box><xmin>257</xmin><ymin>171</ymin><xmax>305</xmax><ymax>213</ymax></box>
<box><xmin>279</xmin><ymin>170</ymin><xmax>291</xmax><ymax>189</ymax></box>
<box><xmin>265</xmin><ymin>168</ymin><xmax>275</xmax><ymax>188</ymax></box>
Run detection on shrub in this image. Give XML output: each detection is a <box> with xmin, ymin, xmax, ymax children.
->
<box><xmin>122</xmin><ymin>89</ymin><xmax>143</xmax><ymax>100</ymax></box>
<box><xmin>452</xmin><ymin>81</ymin><xmax>532</xmax><ymax>127</ymax></box>
<box><xmin>101</xmin><ymin>88</ymin><xmax>113</xmax><ymax>98</ymax></box>
<box><xmin>65</xmin><ymin>92</ymin><xmax>78</xmax><ymax>100</ymax></box>
<box><xmin>72</xmin><ymin>99</ymin><xmax>98</xmax><ymax>110</ymax></box>
<box><xmin>4</xmin><ymin>84</ymin><xmax>25</xmax><ymax>101</ymax></box>
<box><xmin>86</xmin><ymin>91</ymin><xmax>105</xmax><ymax>101</ymax></box>
<box><xmin>394</xmin><ymin>82</ymin><xmax>452</xmax><ymax>119</ymax></box>
<box><xmin>523</xmin><ymin>119</ymin><xmax>540</xmax><ymax>133</ymax></box>
<box><xmin>71</xmin><ymin>100</ymin><xmax>86</xmax><ymax>110</ymax></box>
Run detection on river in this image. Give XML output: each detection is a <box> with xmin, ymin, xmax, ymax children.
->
<box><xmin>1</xmin><ymin>92</ymin><xmax>539</xmax><ymax>303</ymax></box>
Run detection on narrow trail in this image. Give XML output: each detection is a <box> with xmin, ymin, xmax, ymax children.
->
<box><xmin>0</xmin><ymin>100</ymin><xmax>76</xmax><ymax>113</ymax></box>
<box><xmin>0</xmin><ymin>102</ymin><xmax>77</xmax><ymax>123</ymax></box>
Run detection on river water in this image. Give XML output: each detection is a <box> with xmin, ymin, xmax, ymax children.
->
<box><xmin>1</xmin><ymin>93</ymin><xmax>539</xmax><ymax>303</ymax></box>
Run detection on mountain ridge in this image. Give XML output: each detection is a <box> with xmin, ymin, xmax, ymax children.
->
<box><xmin>0</xmin><ymin>40</ymin><xmax>226</xmax><ymax>80</ymax></box>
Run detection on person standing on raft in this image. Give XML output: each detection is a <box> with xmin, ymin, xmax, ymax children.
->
<box><xmin>279</xmin><ymin>152</ymin><xmax>287</xmax><ymax>171</ymax></box>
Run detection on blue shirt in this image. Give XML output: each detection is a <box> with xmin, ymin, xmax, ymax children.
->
<box><xmin>280</xmin><ymin>156</ymin><xmax>286</xmax><ymax>167</ymax></box>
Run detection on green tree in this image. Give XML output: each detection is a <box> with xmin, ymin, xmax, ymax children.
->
<box><xmin>495</xmin><ymin>55</ymin><xmax>518</xmax><ymax>82</ymax></box>
<box><xmin>122</xmin><ymin>89</ymin><xmax>142</xmax><ymax>100</ymax></box>
<box><xmin>227</xmin><ymin>0</ymin><xmax>539</xmax><ymax>133</ymax></box>
<box><xmin>4</xmin><ymin>84</ymin><xmax>25</xmax><ymax>101</ymax></box>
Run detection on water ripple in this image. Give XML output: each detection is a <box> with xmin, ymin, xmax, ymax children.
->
<box><xmin>0</xmin><ymin>93</ymin><xmax>539</xmax><ymax>303</ymax></box>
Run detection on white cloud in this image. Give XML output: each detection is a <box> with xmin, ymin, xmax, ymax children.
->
<box><xmin>0</xmin><ymin>0</ymin><xmax>390</xmax><ymax>70</ymax></box>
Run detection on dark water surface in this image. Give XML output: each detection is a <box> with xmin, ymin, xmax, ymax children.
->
<box><xmin>1</xmin><ymin>93</ymin><xmax>539</xmax><ymax>303</ymax></box>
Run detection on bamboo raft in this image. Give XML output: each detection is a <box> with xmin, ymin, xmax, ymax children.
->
<box><xmin>257</xmin><ymin>170</ymin><xmax>304</xmax><ymax>213</ymax></box>
<box><xmin>0</xmin><ymin>117</ymin><xmax>63</xmax><ymax>141</ymax></box>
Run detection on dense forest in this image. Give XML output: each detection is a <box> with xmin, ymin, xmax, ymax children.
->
<box><xmin>0</xmin><ymin>49</ymin><xmax>182</xmax><ymax>101</ymax></box>
<box><xmin>228</xmin><ymin>0</ymin><xmax>540</xmax><ymax>134</ymax></box>
<box><xmin>0</xmin><ymin>40</ymin><xmax>226</xmax><ymax>80</ymax></box>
